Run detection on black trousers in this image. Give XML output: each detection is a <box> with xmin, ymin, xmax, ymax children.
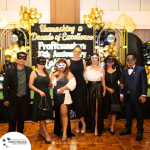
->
<box><xmin>124</xmin><ymin>94</ymin><xmax>144</xmax><ymax>133</ymax></box>
<box><xmin>8</xmin><ymin>96</ymin><xmax>28</xmax><ymax>133</ymax></box>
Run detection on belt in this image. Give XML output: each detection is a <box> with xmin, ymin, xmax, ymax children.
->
<box><xmin>17</xmin><ymin>95</ymin><xmax>26</xmax><ymax>97</ymax></box>
<box><xmin>88</xmin><ymin>81</ymin><xmax>101</xmax><ymax>84</ymax></box>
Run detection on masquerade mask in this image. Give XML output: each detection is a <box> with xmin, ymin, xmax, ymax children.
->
<box><xmin>58</xmin><ymin>63</ymin><xmax>66</xmax><ymax>68</ymax></box>
<box><xmin>91</xmin><ymin>55</ymin><xmax>98</xmax><ymax>60</ymax></box>
<box><xmin>126</xmin><ymin>57</ymin><xmax>135</xmax><ymax>62</ymax></box>
<box><xmin>38</xmin><ymin>59</ymin><xmax>46</xmax><ymax>65</ymax></box>
<box><xmin>106</xmin><ymin>58</ymin><xmax>114</xmax><ymax>63</ymax></box>
<box><xmin>17</xmin><ymin>55</ymin><xmax>26</xmax><ymax>60</ymax></box>
<box><xmin>74</xmin><ymin>49</ymin><xmax>82</xmax><ymax>54</ymax></box>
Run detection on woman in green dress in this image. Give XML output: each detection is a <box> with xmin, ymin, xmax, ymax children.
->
<box><xmin>29</xmin><ymin>56</ymin><xmax>53</xmax><ymax>143</ymax></box>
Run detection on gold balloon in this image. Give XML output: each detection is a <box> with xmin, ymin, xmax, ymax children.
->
<box><xmin>8</xmin><ymin>45</ymin><xmax>13</xmax><ymax>50</ymax></box>
<box><xmin>104</xmin><ymin>45</ymin><xmax>109</xmax><ymax>51</ymax></box>
<box><xmin>30</xmin><ymin>7</ymin><xmax>37</xmax><ymax>12</ymax></box>
<box><xmin>148</xmin><ymin>66</ymin><xmax>150</xmax><ymax>70</ymax></box>
<box><xmin>5</xmin><ymin>56</ymin><xmax>11</xmax><ymax>61</ymax></box>
<box><xmin>104</xmin><ymin>51</ymin><xmax>110</xmax><ymax>57</ymax></box>
<box><xmin>99</xmin><ymin>9</ymin><xmax>104</xmax><ymax>16</ymax></box>
<box><xmin>91</xmin><ymin>6</ymin><xmax>98</xmax><ymax>13</ymax></box>
<box><xmin>98</xmin><ymin>47</ymin><xmax>104</xmax><ymax>53</ymax></box>
<box><xmin>36</xmin><ymin>12</ymin><xmax>42</xmax><ymax>19</ymax></box>
<box><xmin>146</xmin><ymin>69</ymin><xmax>148</xmax><ymax>74</ymax></box>
<box><xmin>23</xmin><ymin>13</ymin><xmax>29</xmax><ymax>20</ymax></box>
<box><xmin>100</xmin><ymin>57</ymin><xmax>104</xmax><ymax>62</ymax></box>
<box><xmin>26</xmin><ymin>7</ymin><xmax>31</xmax><ymax>13</ymax></box>
<box><xmin>113</xmin><ymin>46</ymin><xmax>119</xmax><ymax>53</ymax></box>
<box><xmin>116</xmin><ymin>56</ymin><xmax>120</xmax><ymax>61</ymax></box>
<box><xmin>145</xmin><ymin>65</ymin><xmax>148</xmax><ymax>68</ymax></box>
<box><xmin>87</xmin><ymin>20</ymin><xmax>93</xmax><ymax>28</ymax></box>
<box><xmin>21</xmin><ymin>9</ymin><xmax>26</xmax><ymax>13</ymax></box>
<box><xmin>20</xmin><ymin>46</ymin><xmax>26</xmax><ymax>53</ymax></box>
<box><xmin>94</xmin><ymin>24</ymin><xmax>101</xmax><ymax>30</ymax></box>
<box><xmin>20</xmin><ymin>19</ymin><xmax>24</xmax><ymax>24</ymax></box>
<box><xmin>94</xmin><ymin>11</ymin><xmax>100</xmax><ymax>18</ymax></box>
<box><xmin>30</xmin><ymin>12</ymin><xmax>36</xmax><ymax>19</ymax></box>
<box><xmin>100</xmin><ymin>22</ymin><xmax>105</xmax><ymax>28</ymax></box>
<box><xmin>20</xmin><ymin>5</ymin><xmax>27</xmax><ymax>10</ymax></box>
<box><xmin>112</xmin><ymin>52</ymin><xmax>118</xmax><ymax>57</ymax></box>
<box><xmin>10</xmin><ymin>58</ymin><xmax>16</xmax><ymax>64</ymax></box>
<box><xmin>33</xmin><ymin>17</ymin><xmax>38</xmax><ymax>23</ymax></box>
<box><xmin>3</xmin><ymin>50</ymin><xmax>7</xmax><ymax>56</ymax></box>
<box><xmin>19</xmin><ymin>11</ymin><xmax>23</xmax><ymax>17</ymax></box>
<box><xmin>95</xmin><ymin>17</ymin><xmax>102</xmax><ymax>24</ymax></box>
<box><xmin>109</xmin><ymin>48</ymin><xmax>113</xmax><ymax>52</ymax></box>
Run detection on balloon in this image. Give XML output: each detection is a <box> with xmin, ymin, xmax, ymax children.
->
<box><xmin>104</xmin><ymin>45</ymin><xmax>109</xmax><ymax>51</ymax></box>
<box><xmin>8</xmin><ymin>45</ymin><xmax>13</xmax><ymax>50</ymax></box>
<box><xmin>109</xmin><ymin>48</ymin><xmax>113</xmax><ymax>52</ymax></box>
<box><xmin>23</xmin><ymin>13</ymin><xmax>29</xmax><ymax>20</ymax></box>
<box><xmin>94</xmin><ymin>11</ymin><xmax>100</xmax><ymax>18</ymax></box>
<box><xmin>26</xmin><ymin>7</ymin><xmax>31</xmax><ymax>13</ymax></box>
<box><xmin>36</xmin><ymin>12</ymin><xmax>42</xmax><ymax>19</ymax></box>
<box><xmin>19</xmin><ymin>11</ymin><xmax>23</xmax><ymax>17</ymax></box>
<box><xmin>30</xmin><ymin>7</ymin><xmax>37</xmax><ymax>12</ymax></box>
<box><xmin>95</xmin><ymin>17</ymin><xmax>102</xmax><ymax>24</ymax></box>
<box><xmin>5</xmin><ymin>55</ymin><xmax>11</xmax><ymax>61</ymax></box>
<box><xmin>21</xmin><ymin>9</ymin><xmax>26</xmax><ymax>13</ymax></box>
<box><xmin>100</xmin><ymin>57</ymin><xmax>104</xmax><ymax>62</ymax></box>
<box><xmin>104</xmin><ymin>51</ymin><xmax>110</xmax><ymax>57</ymax></box>
<box><xmin>91</xmin><ymin>6</ymin><xmax>98</xmax><ymax>13</ymax></box>
<box><xmin>33</xmin><ymin>17</ymin><xmax>38</xmax><ymax>23</ymax></box>
<box><xmin>94</xmin><ymin>24</ymin><xmax>101</xmax><ymax>30</ymax></box>
<box><xmin>20</xmin><ymin>5</ymin><xmax>27</xmax><ymax>10</ymax></box>
<box><xmin>11</xmin><ymin>34</ymin><xmax>18</xmax><ymax>42</ymax></box>
<box><xmin>100</xmin><ymin>22</ymin><xmax>105</xmax><ymax>28</ymax></box>
<box><xmin>87</xmin><ymin>20</ymin><xmax>93</xmax><ymax>28</ymax></box>
<box><xmin>112</xmin><ymin>52</ymin><xmax>118</xmax><ymax>57</ymax></box>
<box><xmin>10</xmin><ymin>58</ymin><xmax>16</xmax><ymax>64</ymax></box>
<box><xmin>20</xmin><ymin>19</ymin><xmax>24</xmax><ymax>24</ymax></box>
<box><xmin>30</xmin><ymin>12</ymin><xmax>36</xmax><ymax>19</ymax></box>
<box><xmin>19</xmin><ymin>40</ymin><xmax>25</xmax><ymax>46</ymax></box>
<box><xmin>99</xmin><ymin>9</ymin><xmax>104</xmax><ymax>16</ymax></box>
<box><xmin>98</xmin><ymin>47</ymin><xmax>104</xmax><ymax>53</ymax></box>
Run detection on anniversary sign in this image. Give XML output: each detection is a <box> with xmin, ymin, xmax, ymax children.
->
<box><xmin>31</xmin><ymin>24</ymin><xmax>93</xmax><ymax>72</ymax></box>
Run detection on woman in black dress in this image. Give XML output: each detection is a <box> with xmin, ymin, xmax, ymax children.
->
<box><xmin>103</xmin><ymin>55</ymin><xmax>121</xmax><ymax>135</ymax></box>
<box><xmin>66</xmin><ymin>45</ymin><xmax>87</xmax><ymax>134</ymax></box>
<box><xmin>51</xmin><ymin>59</ymin><xmax>76</xmax><ymax>141</ymax></box>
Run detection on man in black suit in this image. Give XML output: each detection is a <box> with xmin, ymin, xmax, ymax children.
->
<box><xmin>3</xmin><ymin>52</ymin><xmax>32</xmax><ymax>133</ymax></box>
<box><xmin>120</xmin><ymin>52</ymin><xmax>147</xmax><ymax>141</ymax></box>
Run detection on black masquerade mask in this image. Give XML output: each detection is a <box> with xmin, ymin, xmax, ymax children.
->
<box><xmin>17</xmin><ymin>55</ymin><xmax>26</xmax><ymax>60</ymax></box>
<box><xmin>106</xmin><ymin>58</ymin><xmax>114</xmax><ymax>63</ymax></box>
<box><xmin>38</xmin><ymin>59</ymin><xmax>46</xmax><ymax>65</ymax></box>
<box><xmin>126</xmin><ymin>57</ymin><xmax>135</xmax><ymax>62</ymax></box>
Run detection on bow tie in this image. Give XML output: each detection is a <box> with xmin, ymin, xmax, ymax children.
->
<box><xmin>128</xmin><ymin>67</ymin><xmax>133</xmax><ymax>69</ymax></box>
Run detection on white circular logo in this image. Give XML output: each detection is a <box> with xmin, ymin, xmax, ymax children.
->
<box><xmin>0</xmin><ymin>132</ymin><xmax>31</xmax><ymax>150</ymax></box>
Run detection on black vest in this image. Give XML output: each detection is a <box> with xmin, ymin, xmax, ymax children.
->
<box><xmin>127</xmin><ymin>71</ymin><xmax>134</xmax><ymax>94</ymax></box>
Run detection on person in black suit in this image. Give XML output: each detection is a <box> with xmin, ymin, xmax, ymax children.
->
<box><xmin>3</xmin><ymin>52</ymin><xmax>32</xmax><ymax>133</ymax></box>
<box><xmin>120</xmin><ymin>52</ymin><xmax>147</xmax><ymax>141</ymax></box>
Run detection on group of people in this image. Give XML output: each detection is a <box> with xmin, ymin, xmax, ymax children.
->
<box><xmin>3</xmin><ymin>45</ymin><xmax>147</xmax><ymax>143</ymax></box>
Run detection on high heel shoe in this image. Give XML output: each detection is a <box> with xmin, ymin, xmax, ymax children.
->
<box><xmin>75</xmin><ymin>121</ymin><xmax>80</xmax><ymax>134</ymax></box>
<box><xmin>44</xmin><ymin>133</ymin><xmax>52</xmax><ymax>143</ymax></box>
<box><xmin>62</xmin><ymin>137</ymin><xmax>67</xmax><ymax>142</ymax></box>
<box><xmin>81</xmin><ymin>123</ymin><xmax>86</xmax><ymax>134</ymax></box>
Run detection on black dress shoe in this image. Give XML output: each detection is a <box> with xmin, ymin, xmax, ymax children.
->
<box><xmin>136</xmin><ymin>133</ymin><xmax>143</xmax><ymax>141</ymax></box>
<box><xmin>119</xmin><ymin>129</ymin><xmax>132</xmax><ymax>135</ymax></box>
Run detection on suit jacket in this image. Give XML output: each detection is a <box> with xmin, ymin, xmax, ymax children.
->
<box><xmin>3</xmin><ymin>65</ymin><xmax>32</xmax><ymax>105</ymax></box>
<box><xmin>120</xmin><ymin>65</ymin><xmax>147</xmax><ymax>102</ymax></box>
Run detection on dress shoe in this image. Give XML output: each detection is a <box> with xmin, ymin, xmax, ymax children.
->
<box><xmin>119</xmin><ymin>129</ymin><xmax>132</xmax><ymax>135</ymax></box>
<box><xmin>75</xmin><ymin>121</ymin><xmax>80</xmax><ymax>134</ymax></box>
<box><xmin>110</xmin><ymin>131</ymin><xmax>115</xmax><ymax>135</ymax></box>
<box><xmin>81</xmin><ymin>123</ymin><xmax>86</xmax><ymax>134</ymax></box>
<box><xmin>136</xmin><ymin>133</ymin><xmax>143</xmax><ymax>141</ymax></box>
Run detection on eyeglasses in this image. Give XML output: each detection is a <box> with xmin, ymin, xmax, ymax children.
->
<box><xmin>38</xmin><ymin>60</ymin><xmax>46</xmax><ymax>65</ymax></box>
<box><xmin>17</xmin><ymin>55</ymin><xmax>26</xmax><ymax>60</ymax></box>
<box><xmin>58</xmin><ymin>63</ymin><xmax>66</xmax><ymax>68</ymax></box>
<box><xmin>107</xmin><ymin>59</ymin><xmax>114</xmax><ymax>63</ymax></box>
<box><xmin>91</xmin><ymin>56</ymin><xmax>98</xmax><ymax>60</ymax></box>
<box><xmin>126</xmin><ymin>57</ymin><xmax>135</xmax><ymax>62</ymax></box>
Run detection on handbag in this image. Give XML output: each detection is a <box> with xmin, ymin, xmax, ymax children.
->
<box><xmin>37</xmin><ymin>96</ymin><xmax>50</xmax><ymax>118</ymax></box>
<box><xmin>111</xmin><ymin>92</ymin><xmax>121</xmax><ymax>112</ymax></box>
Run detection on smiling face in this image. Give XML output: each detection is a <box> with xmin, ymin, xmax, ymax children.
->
<box><xmin>91</xmin><ymin>54</ymin><xmax>99</xmax><ymax>65</ymax></box>
<box><xmin>17</xmin><ymin>54</ymin><xmax>27</xmax><ymax>66</ymax></box>
<box><xmin>126</xmin><ymin>55</ymin><xmax>136</xmax><ymax>67</ymax></box>
<box><xmin>73</xmin><ymin>48</ymin><xmax>82</xmax><ymax>58</ymax></box>
<box><xmin>58</xmin><ymin>62</ymin><xmax>66</xmax><ymax>72</ymax></box>
<box><xmin>37</xmin><ymin>59</ymin><xmax>46</xmax><ymax>69</ymax></box>
<box><xmin>106</xmin><ymin>57</ymin><xmax>114</xmax><ymax>67</ymax></box>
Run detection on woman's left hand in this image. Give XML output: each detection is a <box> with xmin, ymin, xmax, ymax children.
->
<box><xmin>59</xmin><ymin>87</ymin><xmax>65</xmax><ymax>94</ymax></box>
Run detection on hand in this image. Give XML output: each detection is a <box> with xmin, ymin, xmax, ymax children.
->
<box><xmin>103</xmin><ymin>91</ymin><xmax>106</xmax><ymax>97</ymax></box>
<box><xmin>139</xmin><ymin>96</ymin><xmax>146</xmax><ymax>103</ymax></box>
<box><xmin>59</xmin><ymin>87</ymin><xmax>65</xmax><ymax>94</ymax></box>
<box><xmin>4</xmin><ymin>101</ymin><xmax>10</xmax><ymax>107</ymax></box>
<box><xmin>39</xmin><ymin>91</ymin><xmax>45</xmax><ymax>97</ymax></box>
<box><xmin>120</xmin><ymin>96</ymin><xmax>124</xmax><ymax>103</ymax></box>
<box><xmin>53</xmin><ymin>71</ymin><xmax>59</xmax><ymax>76</ymax></box>
<box><xmin>120</xmin><ymin>84</ymin><xmax>124</xmax><ymax>89</ymax></box>
<box><xmin>108</xmin><ymin>88</ymin><xmax>114</xmax><ymax>94</ymax></box>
